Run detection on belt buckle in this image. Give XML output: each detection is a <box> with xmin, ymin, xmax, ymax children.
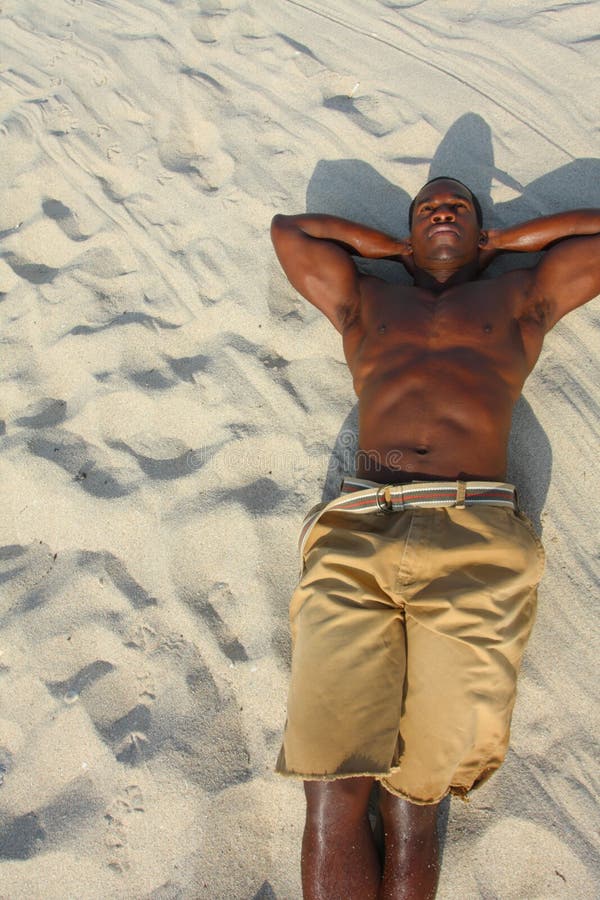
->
<box><xmin>376</xmin><ymin>485</ymin><xmax>394</xmax><ymax>514</ymax></box>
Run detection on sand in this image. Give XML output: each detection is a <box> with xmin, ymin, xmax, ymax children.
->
<box><xmin>0</xmin><ymin>0</ymin><xmax>598</xmax><ymax>897</ymax></box>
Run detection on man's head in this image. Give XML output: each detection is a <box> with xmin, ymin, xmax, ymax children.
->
<box><xmin>407</xmin><ymin>177</ymin><xmax>485</xmax><ymax>275</ymax></box>
<box><xmin>408</xmin><ymin>177</ymin><xmax>483</xmax><ymax>229</ymax></box>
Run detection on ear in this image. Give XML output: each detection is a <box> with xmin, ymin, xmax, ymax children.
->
<box><xmin>477</xmin><ymin>230</ymin><xmax>499</xmax><ymax>272</ymax></box>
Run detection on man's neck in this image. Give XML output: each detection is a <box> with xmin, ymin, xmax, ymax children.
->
<box><xmin>412</xmin><ymin>260</ymin><xmax>480</xmax><ymax>293</ymax></box>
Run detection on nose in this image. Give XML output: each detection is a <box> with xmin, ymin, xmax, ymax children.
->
<box><xmin>431</xmin><ymin>205</ymin><xmax>455</xmax><ymax>222</ymax></box>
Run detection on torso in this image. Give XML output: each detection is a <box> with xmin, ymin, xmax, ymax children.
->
<box><xmin>342</xmin><ymin>270</ymin><xmax>548</xmax><ymax>483</ymax></box>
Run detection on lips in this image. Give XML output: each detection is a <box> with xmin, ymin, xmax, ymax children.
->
<box><xmin>428</xmin><ymin>224</ymin><xmax>459</xmax><ymax>238</ymax></box>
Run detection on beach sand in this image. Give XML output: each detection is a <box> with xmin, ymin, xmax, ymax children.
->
<box><xmin>0</xmin><ymin>0</ymin><xmax>598</xmax><ymax>896</ymax></box>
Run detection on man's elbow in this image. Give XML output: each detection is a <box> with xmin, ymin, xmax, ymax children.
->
<box><xmin>271</xmin><ymin>214</ymin><xmax>300</xmax><ymax>248</ymax></box>
<box><xmin>271</xmin><ymin>213</ymin><xmax>296</xmax><ymax>231</ymax></box>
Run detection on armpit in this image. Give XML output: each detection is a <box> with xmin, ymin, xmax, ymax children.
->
<box><xmin>518</xmin><ymin>280</ymin><xmax>552</xmax><ymax>328</ymax></box>
<box><xmin>339</xmin><ymin>298</ymin><xmax>361</xmax><ymax>332</ymax></box>
<box><xmin>519</xmin><ymin>296</ymin><xmax>550</xmax><ymax>325</ymax></box>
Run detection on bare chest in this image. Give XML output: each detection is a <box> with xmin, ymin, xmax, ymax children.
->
<box><xmin>347</xmin><ymin>282</ymin><xmax>517</xmax><ymax>356</ymax></box>
<box><xmin>342</xmin><ymin>278</ymin><xmax>546</xmax><ymax>395</ymax></box>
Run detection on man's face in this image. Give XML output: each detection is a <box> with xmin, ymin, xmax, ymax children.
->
<box><xmin>409</xmin><ymin>179</ymin><xmax>482</xmax><ymax>267</ymax></box>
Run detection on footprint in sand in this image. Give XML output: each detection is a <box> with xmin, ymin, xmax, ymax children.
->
<box><xmin>104</xmin><ymin>784</ymin><xmax>144</xmax><ymax>873</ymax></box>
<box><xmin>189</xmin><ymin>2</ymin><xmax>246</xmax><ymax>45</ymax></box>
<box><xmin>124</xmin><ymin>622</ymin><xmax>159</xmax><ymax>653</ymax></box>
<box><xmin>157</xmin><ymin>116</ymin><xmax>234</xmax><ymax>192</ymax></box>
<box><xmin>14</xmin><ymin>397</ymin><xmax>67</xmax><ymax>429</ymax></box>
<box><xmin>42</xmin><ymin>198</ymin><xmax>89</xmax><ymax>242</ymax></box>
<box><xmin>27</xmin><ymin>428</ymin><xmax>137</xmax><ymax>499</ymax></box>
<box><xmin>136</xmin><ymin>670</ymin><xmax>157</xmax><ymax>702</ymax></box>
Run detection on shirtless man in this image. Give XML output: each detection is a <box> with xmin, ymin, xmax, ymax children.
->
<box><xmin>270</xmin><ymin>178</ymin><xmax>599</xmax><ymax>900</ymax></box>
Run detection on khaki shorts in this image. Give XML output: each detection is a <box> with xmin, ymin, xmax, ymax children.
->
<box><xmin>277</xmin><ymin>484</ymin><xmax>545</xmax><ymax>804</ymax></box>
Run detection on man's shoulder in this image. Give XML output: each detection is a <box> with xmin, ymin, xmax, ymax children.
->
<box><xmin>477</xmin><ymin>266</ymin><xmax>537</xmax><ymax>305</ymax></box>
<box><xmin>486</xmin><ymin>267</ymin><xmax>553</xmax><ymax>332</ymax></box>
<box><xmin>481</xmin><ymin>266</ymin><xmax>533</xmax><ymax>288</ymax></box>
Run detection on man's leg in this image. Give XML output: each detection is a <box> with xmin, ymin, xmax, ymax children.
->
<box><xmin>302</xmin><ymin>777</ymin><xmax>380</xmax><ymax>900</ymax></box>
<box><xmin>378</xmin><ymin>790</ymin><xmax>440</xmax><ymax>900</ymax></box>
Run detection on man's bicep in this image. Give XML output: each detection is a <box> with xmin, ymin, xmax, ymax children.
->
<box><xmin>533</xmin><ymin>234</ymin><xmax>600</xmax><ymax>328</ymax></box>
<box><xmin>271</xmin><ymin>216</ymin><xmax>359</xmax><ymax>330</ymax></box>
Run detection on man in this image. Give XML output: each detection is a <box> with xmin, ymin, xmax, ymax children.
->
<box><xmin>270</xmin><ymin>177</ymin><xmax>599</xmax><ymax>899</ymax></box>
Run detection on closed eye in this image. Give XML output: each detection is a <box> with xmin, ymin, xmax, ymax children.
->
<box><xmin>419</xmin><ymin>202</ymin><xmax>468</xmax><ymax>213</ymax></box>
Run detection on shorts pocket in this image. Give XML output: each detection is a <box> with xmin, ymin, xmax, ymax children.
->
<box><xmin>513</xmin><ymin>510</ymin><xmax>546</xmax><ymax>580</ymax></box>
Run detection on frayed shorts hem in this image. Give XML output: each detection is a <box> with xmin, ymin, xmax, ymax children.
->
<box><xmin>276</xmin><ymin>767</ymin><xmax>473</xmax><ymax>806</ymax></box>
<box><xmin>378</xmin><ymin>778</ymin><xmax>471</xmax><ymax>806</ymax></box>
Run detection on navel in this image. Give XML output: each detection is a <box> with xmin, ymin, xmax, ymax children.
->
<box><xmin>378</xmin><ymin>324</ymin><xmax>387</xmax><ymax>334</ymax></box>
<box><xmin>484</xmin><ymin>323</ymin><xmax>493</xmax><ymax>333</ymax></box>
<box><xmin>415</xmin><ymin>447</ymin><xmax>428</xmax><ymax>455</ymax></box>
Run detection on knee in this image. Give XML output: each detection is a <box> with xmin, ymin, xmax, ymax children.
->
<box><xmin>304</xmin><ymin>777</ymin><xmax>374</xmax><ymax>826</ymax></box>
<box><xmin>379</xmin><ymin>787</ymin><xmax>440</xmax><ymax>832</ymax></box>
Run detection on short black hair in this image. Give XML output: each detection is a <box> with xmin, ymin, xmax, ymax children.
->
<box><xmin>408</xmin><ymin>176</ymin><xmax>483</xmax><ymax>228</ymax></box>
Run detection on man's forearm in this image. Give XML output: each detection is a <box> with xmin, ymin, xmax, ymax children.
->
<box><xmin>492</xmin><ymin>209</ymin><xmax>600</xmax><ymax>253</ymax></box>
<box><xmin>274</xmin><ymin>213</ymin><xmax>406</xmax><ymax>259</ymax></box>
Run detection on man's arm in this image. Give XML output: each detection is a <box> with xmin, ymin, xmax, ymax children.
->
<box><xmin>270</xmin><ymin>214</ymin><xmax>411</xmax><ymax>331</ymax></box>
<box><xmin>484</xmin><ymin>209</ymin><xmax>600</xmax><ymax>255</ymax></box>
<box><xmin>481</xmin><ymin>210</ymin><xmax>600</xmax><ymax>326</ymax></box>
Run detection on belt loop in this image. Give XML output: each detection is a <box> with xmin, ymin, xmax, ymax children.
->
<box><xmin>456</xmin><ymin>480</ymin><xmax>466</xmax><ymax>509</ymax></box>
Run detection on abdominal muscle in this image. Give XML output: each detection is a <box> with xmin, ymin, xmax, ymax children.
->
<box><xmin>352</xmin><ymin>351</ymin><xmax>517</xmax><ymax>484</ymax></box>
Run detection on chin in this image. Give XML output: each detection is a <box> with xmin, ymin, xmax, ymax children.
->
<box><xmin>428</xmin><ymin>248</ymin><xmax>458</xmax><ymax>261</ymax></box>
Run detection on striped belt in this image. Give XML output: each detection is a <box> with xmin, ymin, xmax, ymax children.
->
<box><xmin>298</xmin><ymin>477</ymin><xmax>517</xmax><ymax>560</ymax></box>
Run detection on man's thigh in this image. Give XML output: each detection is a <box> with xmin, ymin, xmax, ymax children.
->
<box><xmin>281</xmin><ymin>574</ymin><xmax>406</xmax><ymax>778</ymax></box>
<box><xmin>381</xmin><ymin>505</ymin><xmax>542</xmax><ymax>802</ymax></box>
